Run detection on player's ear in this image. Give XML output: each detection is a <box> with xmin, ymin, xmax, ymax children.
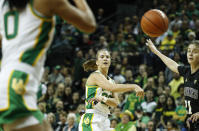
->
<box><xmin>96</xmin><ymin>60</ymin><xmax>99</xmax><ymax>66</ymax></box>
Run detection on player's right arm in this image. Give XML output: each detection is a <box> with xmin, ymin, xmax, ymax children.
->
<box><xmin>146</xmin><ymin>39</ymin><xmax>179</xmax><ymax>74</ymax></box>
<box><xmin>49</xmin><ymin>0</ymin><xmax>96</xmax><ymax>33</ymax></box>
<box><xmin>87</xmin><ymin>73</ymin><xmax>144</xmax><ymax>97</ymax></box>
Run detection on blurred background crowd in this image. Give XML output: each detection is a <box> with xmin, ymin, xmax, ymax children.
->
<box><xmin>36</xmin><ymin>0</ymin><xmax>199</xmax><ymax>130</ymax></box>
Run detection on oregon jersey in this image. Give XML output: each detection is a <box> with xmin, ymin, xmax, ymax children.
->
<box><xmin>85</xmin><ymin>70</ymin><xmax>115</xmax><ymax>114</ymax></box>
<box><xmin>0</xmin><ymin>0</ymin><xmax>55</xmax><ymax>79</ymax></box>
<box><xmin>0</xmin><ymin>0</ymin><xmax>55</xmax><ymax>125</ymax></box>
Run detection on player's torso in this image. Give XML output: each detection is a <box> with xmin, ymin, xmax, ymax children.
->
<box><xmin>0</xmin><ymin>0</ymin><xmax>55</xmax><ymax>79</ymax></box>
<box><xmin>184</xmin><ymin>70</ymin><xmax>199</xmax><ymax>115</ymax></box>
<box><xmin>85</xmin><ymin>71</ymin><xmax>114</xmax><ymax>114</ymax></box>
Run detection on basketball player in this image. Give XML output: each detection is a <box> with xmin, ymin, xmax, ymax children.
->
<box><xmin>0</xmin><ymin>0</ymin><xmax>96</xmax><ymax>131</ymax></box>
<box><xmin>146</xmin><ymin>39</ymin><xmax>199</xmax><ymax>131</ymax></box>
<box><xmin>79</xmin><ymin>49</ymin><xmax>144</xmax><ymax>131</ymax></box>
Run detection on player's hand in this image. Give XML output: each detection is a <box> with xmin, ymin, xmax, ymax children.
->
<box><xmin>190</xmin><ymin>112</ymin><xmax>199</xmax><ymax>123</ymax></box>
<box><xmin>88</xmin><ymin>96</ymin><xmax>105</xmax><ymax>104</ymax></box>
<box><xmin>186</xmin><ymin>117</ymin><xmax>191</xmax><ymax>129</ymax></box>
<box><xmin>145</xmin><ymin>39</ymin><xmax>158</xmax><ymax>54</ymax></box>
<box><xmin>88</xmin><ymin>97</ymin><xmax>101</xmax><ymax>104</ymax></box>
<box><xmin>134</xmin><ymin>86</ymin><xmax>144</xmax><ymax>100</ymax></box>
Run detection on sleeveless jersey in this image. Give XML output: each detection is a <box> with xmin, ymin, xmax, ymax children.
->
<box><xmin>85</xmin><ymin>70</ymin><xmax>115</xmax><ymax>115</ymax></box>
<box><xmin>0</xmin><ymin>0</ymin><xmax>55</xmax><ymax>80</ymax></box>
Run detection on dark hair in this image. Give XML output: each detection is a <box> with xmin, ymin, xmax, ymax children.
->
<box><xmin>83</xmin><ymin>49</ymin><xmax>110</xmax><ymax>72</ymax></box>
<box><xmin>5</xmin><ymin>0</ymin><xmax>30</xmax><ymax>9</ymax></box>
<box><xmin>165</xmin><ymin>95</ymin><xmax>176</xmax><ymax>110</ymax></box>
<box><xmin>157</xmin><ymin>93</ymin><xmax>167</xmax><ymax>108</ymax></box>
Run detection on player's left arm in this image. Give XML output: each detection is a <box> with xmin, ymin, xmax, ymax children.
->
<box><xmin>104</xmin><ymin>92</ymin><xmax>120</xmax><ymax>107</ymax></box>
<box><xmin>88</xmin><ymin>93</ymin><xmax>120</xmax><ymax>107</ymax></box>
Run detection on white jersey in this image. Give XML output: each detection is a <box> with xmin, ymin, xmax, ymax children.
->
<box><xmin>85</xmin><ymin>70</ymin><xmax>115</xmax><ymax>115</ymax></box>
<box><xmin>0</xmin><ymin>0</ymin><xmax>55</xmax><ymax>80</ymax></box>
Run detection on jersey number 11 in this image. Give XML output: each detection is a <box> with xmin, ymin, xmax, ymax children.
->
<box><xmin>185</xmin><ymin>100</ymin><xmax>192</xmax><ymax>114</ymax></box>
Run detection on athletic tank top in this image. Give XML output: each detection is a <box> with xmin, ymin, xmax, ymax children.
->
<box><xmin>85</xmin><ymin>70</ymin><xmax>115</xmax><ymax>114</ymax></box>
<box><xmin>0</xmin><ymin>0</ymin><xmax>55</xmax><ymax>80</ymax></box>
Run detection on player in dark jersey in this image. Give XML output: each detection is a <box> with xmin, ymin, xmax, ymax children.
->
<box><xmin>146</xmin><ymin>39</ymin><xmax>199</xmax><ymax>131</ymax></box>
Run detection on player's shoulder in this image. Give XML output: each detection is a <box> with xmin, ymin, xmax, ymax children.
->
<box><xmin>178</xmin><ymin>65</ymin><xmax>190</xmax><ymax>74</ymax></box>
<box><xmin>33</xmin><ymin>0</ymin><xmax>66</xmax><ymax>15</ymax></box>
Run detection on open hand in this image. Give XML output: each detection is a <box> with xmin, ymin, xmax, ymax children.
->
<box><xmin>134</xmin><ymin>86</ymin><xmax>144</xmax><ymax>100</ymax></box>
<box><xmin>145</xmin><ymin>39</ymin><xmax>158</xmax><ymax>54</ymax></box>
<box><xmin>190</xmin><ymin>112</ymin><xmax>199</xmax><ymax>123</ymax></box>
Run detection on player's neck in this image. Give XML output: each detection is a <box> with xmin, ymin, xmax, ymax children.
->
<box><xmin>190</xmin><ymin>64</ymin><xmax>199</xmax><ymax>74</ymax></box>
<box><xmin>98</xmin><ymin>68</ymin><xmax>108</xmax><ymax>78</ymax></box>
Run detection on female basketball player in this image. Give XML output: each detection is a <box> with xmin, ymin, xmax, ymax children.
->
<box><xmin>146</xmin><ymin>39</ymin><xmax>199</xmax><ymax>131</ymax></box>
<box><xmin>0</xmin><ymin>0</ymin><xmax>96</xmax><ymax>131</ymax></box>
<box><xmin>79</xmin><ymin>49</ymin><xmax>144</xmax><ymax>131</ymax></box>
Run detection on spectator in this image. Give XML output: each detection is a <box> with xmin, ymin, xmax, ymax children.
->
<box><xmin>71</xmin><ymin>92</ymin><xmax>81</xmax><ymax>110</ymax></box>
<box><xmin>115</xmin><ymin>110</ymin><xmax>136</xmax><ymax>131</ymax></box>
<box><xmin>63</xmin><ymin>113</ymin><xmax>78</xmax><ymax>131</ymax></box>
<box><xmin>135</xmin><ymin>64</ymin><xmax>148</xmax><ymax>87</ymax></box>
<box><xmin>113</xmin><ymin>64</ymin><xmax>126</xmax><ymax>84</ymax></box>
<box><xmin>152</xmin><ymin>94</ymin><xmax>167</xmax><ymax>126</ymax></box>
<box><xmin>47</xmin><ymin>113</ymin><xmax>57</xmax><ymax>130</ymax></box>
<box><xmin>63</xmin><ymin>86</ymin><xmax>73</xmax><ymax>110</ymax></box>
<box><xmin>55</xmin><ymin>100</ymin><xmax>65</xmax><ymax>122</ymax></box>
<box><xmin>160</xmin><ymin>96</ymin><xmax>176</xmax><ymax>129</ymax></box>
<box><xmin>54</xmin><ymin>83</ymin><xmax>65</xmax><ymax>101</ymax></box>
<box><xmin>141</xmin><ymin>89</ymin><xmax>157</xmax><ymax>116</ymax></box>
<box><xmin>110</xmin><ymin>118</ymin><xmax>119</xmax><ymax>130</ymax></box>
<box><xmin>169</xmin><ymin>72</ymin><xmax>184</xmax><ymax>99</ymax></box>
<box><xmin>160</xmin><ymin>31</ymin><xmax>176</xmax><ymax>51</ymax></box>
<box><xmin>55</xmin><ymin>111</ymin><xmax>68</xmax><ymax>131</ymax></box>
<box><xmin>48</xmin><ymin>65</ymin><xmax>64</xmax><ymax>84</ymax></box>
<box><xmin>145</xmin><ymin>120</ymin><xmax>155</xmax><ymax>131</ymax></box>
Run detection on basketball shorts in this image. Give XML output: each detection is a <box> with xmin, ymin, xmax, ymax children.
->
<box><xmin>79</xmin><ymin>111</ymin><xmax>112</xmax><ymax>131</ymax></box>
<box><xmin>0</xmin><ymin>69</ymin><xmax>43</xmax><ymax>129</ymax></box>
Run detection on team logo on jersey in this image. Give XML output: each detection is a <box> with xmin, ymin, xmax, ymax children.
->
<box><xmin>84</xmin><ymin>117</ymin><xmax>90</xmax><ymax>125</ymax></box>
<box><xmin>194</xmin><ymin>80</ymin><xmax>197</xmax><ymax>84</ymax></box>
<box><xmin>12</xmin><ymin>78</ymin><xmax>26</xmax><ymax>95</ymax></box>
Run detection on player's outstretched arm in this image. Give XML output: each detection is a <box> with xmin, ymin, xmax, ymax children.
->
<box><xmin>146</xmin><ymin>39</ymin><xmax>179</xmax><ymax>74</ymax></box>
<box><xmin>88</xmin><ymin>73</ymin><xmax>144</xmax><ymax>98</ymax></box>
<box><xmin>50</xmin><ymin>0</ymin><xmax>96</xmax><ymax>33</ymax></box>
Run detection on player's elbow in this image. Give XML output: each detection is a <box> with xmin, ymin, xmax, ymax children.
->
<box><xmin>83</xmin><ymin>22</ymin><xmax>97</xmax><ymax>33</ymax></box>
<box><xmin>111</xmin><ymin>103</ymin><xmax>118</xmax><ymax>107</ymax></box>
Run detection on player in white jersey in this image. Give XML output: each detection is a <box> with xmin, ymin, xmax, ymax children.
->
<box><xmin>79</xmin><ymin>49</ymin><xmax>144</xmax><ymax>131</ymax></box>
<box><xmin>0</xmin><ymin>0</ymin><xmax>96</xmax><ymax>131</ymax></box>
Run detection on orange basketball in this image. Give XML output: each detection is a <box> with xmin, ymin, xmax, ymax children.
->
<box><xmin>141</xmin><ymin>9</ymin><xmax>169</xmax><ymax>37</ymax></box>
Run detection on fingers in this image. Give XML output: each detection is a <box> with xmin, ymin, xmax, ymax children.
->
<box><xmin>191</xmin><ymin>114</ymin><xmax>199</xmax><ymax>123</ymax></box>
<box><xmin>88</xmin><ymin>98</ymin><xmax>98</xmax><ymax>103</ymax></box>
<box><xmin>145</xmin><ymin>39</ymin><xmax>152</xmax><ymax>46</ymax></box>
<box><xmin>186</xmin><ymin>119</ymin><xmax>190</xmax><ymax>129</ymax></box>
<box><xmin>136</xmin><ymin>91</ymin><xmax>145</xmax><ymax>101</ymax></box>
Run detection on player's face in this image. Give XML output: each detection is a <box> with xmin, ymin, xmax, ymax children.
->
<box><xmin>96</xmin><ymin>51</ymin><xmax>111</xmax><ymax>69</ymax></box>
<box><xmin>187</xmin><ymin>44</ymin><xmax>199</xmax><ymax>65</ymax></box>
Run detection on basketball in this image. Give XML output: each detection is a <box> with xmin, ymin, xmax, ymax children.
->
<box><xmin>141</xmin><ymin>9</ymin><xmax>169</xmax><ymax>37</ymax></box>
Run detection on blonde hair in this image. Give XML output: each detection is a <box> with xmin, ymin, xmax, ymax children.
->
<box><xmin>67</xmin><ymin>113</ymin><xmax>76</xmax><ymax>121</ymax></box>
<box><xmin>189</xmin><ymin>40</ymin><xmax>199</xmax><ymax>47</ymax></box>
<box><xmin>83</xmin><ymin>49</ymin><xmax>110</xmax><ymax>72</ymax></box>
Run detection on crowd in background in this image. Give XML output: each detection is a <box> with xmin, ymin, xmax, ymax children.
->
<box><xmin>37</xmin><ymin>0</ymin><xmax>199</xmax><ymax>130</ymax></box>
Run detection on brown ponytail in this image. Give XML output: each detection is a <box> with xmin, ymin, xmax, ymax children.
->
<box><xmin>83</xmin><ymin>59</ymin><xmax>97</xmax><ymax>72</ymax></box>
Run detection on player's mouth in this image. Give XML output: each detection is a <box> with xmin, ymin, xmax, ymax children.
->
<box><xmin>188</xmin><ymin>57</ymin><xmax>193</xmax><ymax>61</ymax></box>
<box><xmin>103</xmin><ymin>62</ymin><xmax>108</xmax><ymax>65</ymax></box>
